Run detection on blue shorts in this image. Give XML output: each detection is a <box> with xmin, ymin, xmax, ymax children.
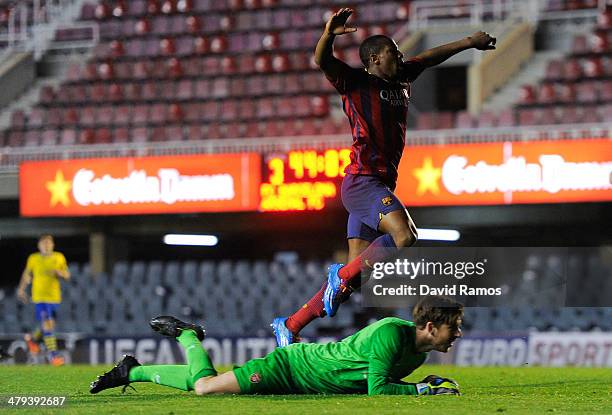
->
<box><xmin>35</xmin><ymin>303</ymin><xmax>59</xmax><ymax>322</ymax></box>
<box><xmin>341</xmin><ymin>174</ymin><xmax>406</xmax><ymax>242</ymax></box>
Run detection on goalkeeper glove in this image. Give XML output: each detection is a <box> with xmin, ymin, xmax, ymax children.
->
<box><xmin>416</xmin><ymin>375</ymin><xmax>460</xmax><ymax>396</ymax></box>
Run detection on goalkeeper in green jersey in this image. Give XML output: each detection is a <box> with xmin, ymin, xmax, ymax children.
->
<box><xmin>90</xmin><ymin>296</ymin><xmax>462</xmax><ymax>396</ymax></box>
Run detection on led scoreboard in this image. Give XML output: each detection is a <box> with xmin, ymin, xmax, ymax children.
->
<box><xmin>259</xmin><ymin>148</ymin><xmax>351</xmax><ymax>211</ymax></box>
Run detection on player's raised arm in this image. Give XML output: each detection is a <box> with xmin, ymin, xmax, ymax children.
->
<box><xmin>314</xmin><ymin>8</ymin><xmax>356</xmax><ymax>78</ymax></box>
<box><xmin>413</xmin><ymin>31</ymin><xmax>496</xmax><ymax>68</ymax></box>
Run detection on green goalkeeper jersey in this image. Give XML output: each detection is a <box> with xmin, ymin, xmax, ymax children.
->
<box><xmin>284</xmin><ymin>317</ymin><xmax>427</xmax><ymax>395</ymax></box>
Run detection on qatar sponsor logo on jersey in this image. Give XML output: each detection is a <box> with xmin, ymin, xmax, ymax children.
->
<box><xmin>379</xmin><ymin>88</ymin><xmax>409</xmax><ymax>107</ymax></box>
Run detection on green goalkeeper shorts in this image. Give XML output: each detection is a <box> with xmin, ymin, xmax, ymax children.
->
<box><xmin>233</xmin><ymin>348</ymin><xmax>297</xmax><ymax>394</ymax></box>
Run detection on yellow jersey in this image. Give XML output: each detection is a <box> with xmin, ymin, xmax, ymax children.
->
<box><xmin>26</xmin><ymin>251</ymin><xmax>68</xmax><ymax>304</ymax></box>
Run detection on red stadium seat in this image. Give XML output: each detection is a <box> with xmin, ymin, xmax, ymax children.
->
<box><xmin>70</xmin><ymin>85</ymin><xmax>89</xmax><ymax>102</ymax></box>
<box><xmin>519</xmin><ymin>85</ymin><xmax>536</xmax><ymax>105</ymax></box>
<box><xmin>582</xmin><ymin>107</ymin><xmax>601</xmax><ymax>123</ymax></box>
<box><xmin>109</xmin><ymin>83</ymin><xmax>124</xmax><ymax>102</ymax></box>
<box><xmin>556</xmin><ymin>106</ymin><xmax>578</xmax><ymax>124</ymax></box>
<box><xmin>294</xmin><ymin>96</ymin><xmax>311</xmax><ymax>117</ymax></box>
<box><xmin>133</xmin><ymin>61</ymin><xmax>153</xmax><ymax>80</ymax></box>
<box><xmin>191</xmin><ymin>79</ymin><xmax>207</xmax><ymax>99</ymax></box>
<box><xmin>176</xmin><ymin>80</ymin><xmax>193</xmax><ymax>100</ymax></box>
<box><xmin>78</xmin><ymin>129</ymin><xmax>95</xmax><ymax>145</ymax></box>
<box><xmin>41</xmin><ymin>129</ymin><xmax>58</xmax><ymax>146</ymax></box>
<box><xmin>583</xmin><ymin>57</ymin><xmax>604</xmax><ymax>77</ymax></box>
<box><xmin>114</xmin><ymin>105</ymin><xmax>131</xmax><ymax>125</ymax></box>
<box><xmin>182</xmin><ymin>57</ymin><xmax>202</xmax><ymax>76</ymax></box>
<box><xmin>576</xmin><ymin>82</ymin><xmax>598</xmax><ymax>102</ymax></box>
<box><xmin>11</xmin><ymin>110</ymin><xmax>25</xmax><ymax>128</ymax></box>
<box><xmin>436</xmin><ymin>112</ymin><xmax>454</xmax><ymax>129</ymax></box>
<box><xmin>476</xmin><ymin>111</ymin><xmax>496</xmax><ymax>128</ymax></box>
<box><xmin>496</xmin><ymin>109</ymin><xmax>516</xmax><ymax>127</ymax></box>
<box><xmin>571</xmin><ymin>35</ymin><xmax>589</xmax><ymax>54</ymax></box>
<box><xmin>539</xmin><ymin>108</ymin><xmax>557</xmax><ymax>125</ymax></box>
<box><xmin>194</xmin><ymin>36</ymin><xmax>209</xmax><ymax>54</ymax></box>
<box><xmin>149</xmin><ymin>104</ymin><xmax>166</xmax><ymax>124</ymax></box>
<box><xmin>46</xmin><ymin>109</ymin><xmax>62</xmax><ymax>127</ymax></box>
<box><xmin>455</xmin><ymin>111</ymin><xmax>474</xmax><ymax>128</ymax></box>
<box><xmin>591</xmin><ymin>31</ymin><xmax>609</xmax><ymax>53</ymax></box>
<box><xmin>28</xmin><ymin>108</ymin><xmax>45</xmax><ymax>128</ymax></box>
<box><xmin>238</xmin><ymin>100</ymin><xmax>256</xmax><ymax>120</ymax></box>
<box><xmin>310</xmin><ymin>95</ymin><xmax>329</xmax><ymax>117</ymax></box>
<box><xmin>244</xmin><ymin>121</ymin><xmax>260</xmax><ymax>138</ymax></box>
<box><xmin>563</xmin><ymin>59</ymin><xmax>583</xmax><ymax>80</ymax></box>
<box><xmin>95</xmin><ymin>128</ymin><xmax>112</xmax><ymax>143</ymax></box>
<box><xmin>59</xmin><ymin>129</ymin><xmax>77</xmax><ymax>145</ymax></box>
<box><xmin>211</xmin><ymin>78</ymin><xmax>229</xmax><ymax>98</ymax></box>
<box><xmin>24</xmin><ymin>130</ymin><xmax>39</xmax><ymax>147</ymax></box>
<box><xmin>246</xmin><ymin>75</ymin><xmax>265</xmax><ymax>96</ymax></box>
<box><xmin>601</xmin><ymin>80</ymin><xmax>612</xmax><ymax>102</ymax></box>
<box><xmin>98</xmin><ymin>106</ymin><xmax>114</xmax><ymax>125</ymax></box>
<box><xmin>141</xmin><ymin>82</ymin><xmax>157</xmax><ymax>100</ymax></box>
<box><xmin>147</xmin><ymin>0</ymin><xmax>162</xmax><ymax>14</ymax></box>
<box><xmin>150</xmin><ymin>126</ymin><xmax>165</xmax><ymax>141</ymax></box>
<box><xmin>186</xmin><ymin>125</ymin><xmax>203</xmax><ymax>141</ymax></box>
<box><xmin>168</xmin><ymin>104</ymin><xmax>184</xmax><ymax>123</ymax></box>
<box><xmin>63</xmin><ymin>108</ymin><xmax>79</xmax><ymax>126</ymax></box>
<box><xmin>91</xmin><ymin>84</ymin><xmax>108</xmax><ymax>102</ymax></box>
<box><xmin>557</xmin><ymin>83</ymin><xmax>577</xmax><ymax>103</ymax></box>
<box><xmin>545</xmin><ymin>60</ymin><xmax>563</xmax><ymax>80</ymax></box>
<box><xmin>167</xmin><ymin>57</ymin><xmax>183</xmax><ymax>77</ymax></box>
<box><xmin>80</xmin><ymin>107</ymin><xmax>96</xmax><ymax>126</ymax></box>
<box><xmin>135</xmin><ymin>18</ymin><xmax>152</xmax><ymax>35</ymax></box>
<box><xmin>165</xmin><ymin>125</ymin><xmax>184</xmax><ymax>141</ymax></box>
<box><xmin>220</xmin><ymin>100</ymin><xmax>238</xmax><ymax>121</ymax></box>
<box><xmin>132</xmin><ymin>105</ymin><xmax>149</xmax><ymax>124</ymax></box>
<box><xmin>598</xmin><ymin>9</ymin><xmax>612</xmax><ymax>29</ymax></box>
<box><xmin>416</xmin><ymin>113</ymin><xmax>435</xmax><ymax>130</ymax></box>
<box><xmin>537</xmin><ymin>83</ymin><xmax>557</xmax><ymax>103</ymax></box>
<box><xmin>113</xmin><ymin>127</ymin><xmax>129</xmax><ymax>143</ymax></box>
<box><xmin>7</xmin><ymin>131</ymin><xmax>24</xmax><ymax>147</ymax></box>
<box><xmin>601</xmin><ymin>104</ymin><xmax>612</xmax><ymax>122</ymax></box>
<box><xmin>221</xmin><ymin>56</ymin><xmax>237</xmax><ymax>74</ymax></box>
<box><xmin>206</xmin><ymin>123</ymin><xmax>222</xmax><ymax>139</ymax></box>
<box><xmin>131</xmin><ymin>127</ymin><xmax>149</xmax><ymax>143</ymax></box>
<box><xmin>183</xmin><ymin>103</ymin><xmax>200</xmax><ymax>122</ymax></box>
<box><xmin>225</xmin><ymin>122</ymin><xmax>243</xmax><ymax>138</ymax></box>
<box><xmin>39</xmin><ymin>86</ymin><xmax>55</xmax><ymax>104</ymax></box>
<box><xmin>230</xmin><ymin>78</ymin><xmax>246</xmax><ymax>97</ymax></box>
<box><xmin>159</xmin><ymin>81</ymin><xmax>175</xmax><ymax>100</ymax></box>
<box><xmin>201</xmin><ymin>101</ymin><xmax>219</xmax><ymax>121</ymax></box>
<box><xmin>256</xmin><ymin>97</ymin><xmax>275</xmax><ymax>119</ymax></box>
<box><xmin>517</xmin><ymin>108</ymin><xmax>540</xmax><ymax>126</ymax></box>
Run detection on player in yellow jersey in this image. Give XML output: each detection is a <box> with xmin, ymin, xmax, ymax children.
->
<box><xmin>17</xmin><ymin>235</ymin><xmax>70</xmax><ymax>366</ymax></box>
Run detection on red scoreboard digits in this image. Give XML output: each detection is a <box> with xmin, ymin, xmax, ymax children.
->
<box><xmin>259</xmin><ymin>149</ymin><xmax>351</xmax><ymax>211</ymax></box>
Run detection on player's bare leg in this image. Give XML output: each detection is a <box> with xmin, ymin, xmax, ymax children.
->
<box><xmin>194</xmin><ymin>371</ymin><xmax>241</xmax><ymax>395</ymax></box>
<box><xmin>378</xmin><ymin>209</ymin><xmax>418</xmax><ymax>248</ymax></box>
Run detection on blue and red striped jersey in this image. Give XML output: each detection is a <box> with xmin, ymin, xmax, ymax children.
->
<box><xmin>325</xmin><ymin>58</ymin><xmax>425</xmax><ymax>186</ymax></box>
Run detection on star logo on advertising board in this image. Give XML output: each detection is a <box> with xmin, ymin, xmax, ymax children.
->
<box><xmin>46</xmin><ymin>170</ymin><xmax>72</xmax><ymax>207</ymax></box>
<box><xmin>413</xmin><ymin>157</ymin><xmax>441</xmax><ymax>196</ymax></box>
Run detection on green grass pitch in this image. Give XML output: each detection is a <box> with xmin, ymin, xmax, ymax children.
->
<box><xmin>1</xmin><ymin>364</ymin><xmax>610</xmax><ymax>414</ymax></box>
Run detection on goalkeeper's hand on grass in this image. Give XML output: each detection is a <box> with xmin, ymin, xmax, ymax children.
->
<box><xmin>416</xmin><ymin>375</ymin><xmax>460</xmax><ymax>396</ymax></box>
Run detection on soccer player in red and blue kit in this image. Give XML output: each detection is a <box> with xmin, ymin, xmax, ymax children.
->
<box><xmin>272</xmin><ymin>8</ymin><xmax>496</xmax><ymax>346</ymax></box>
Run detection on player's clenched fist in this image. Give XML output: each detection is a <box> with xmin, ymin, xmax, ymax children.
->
<box><xmin>325</xmin><ymin>8</ymin><xmax>358</xmax><ymax>36</ymax></box>
<box><xmin>468</xmin><ymin>31</ymin><xmax>496</xmax><ymax>50</ymax></box>
<box><xmin>417</xmin><ymin>375</ymin><xmax>461</xmax><ymax>395</ymax></box>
